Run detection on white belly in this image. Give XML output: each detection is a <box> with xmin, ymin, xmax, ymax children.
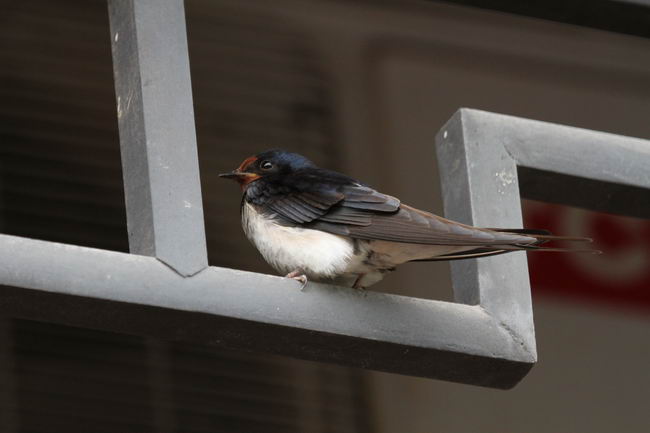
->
<box><xmin>242</xmin><ymin>203</ymin><xmax>363</xmax><ymax>279</ymax></box>
<box><xmin>241</xmin><ymin>202</ymin><xmax>476</xmax><ymax>288</ymax></box>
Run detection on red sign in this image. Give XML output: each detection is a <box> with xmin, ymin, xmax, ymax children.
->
<box><xmin>523</xmin><ymin>200</ymin><xmax>650</xmax><ymax>312</ymax></box>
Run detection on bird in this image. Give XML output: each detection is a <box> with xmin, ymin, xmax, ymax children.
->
<box><xmin>220</xmin><ymin>149</ymin><xmax>596</xmax><ymax>289</ymax></box>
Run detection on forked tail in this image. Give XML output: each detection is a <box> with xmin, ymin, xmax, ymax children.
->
<box><xmin>413</xmin><ymin>228</ymin><xmax>600</xmax><ymax>262</ymax></box>
<box><xmin>489</xmin><ymin>228</ymin><xmax>600</xmax><ymax>254</ymax></box>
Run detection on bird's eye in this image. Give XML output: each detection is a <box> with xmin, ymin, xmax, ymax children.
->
<box><xmin>260</xmin><ymin>160</ymin><xmax>273</xmax><ymax>170</ymax></box>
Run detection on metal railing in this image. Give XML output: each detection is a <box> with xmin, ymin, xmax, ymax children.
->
<box><xmin>1</xmin><ymin>0</ymin><xmax>648</xmax><ymax>389</ymax></box>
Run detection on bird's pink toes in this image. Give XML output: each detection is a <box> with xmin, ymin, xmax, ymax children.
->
<box><xmin>285</xmin><ymin>270</ymin><xmax>308</xmax><ymax>290</ymax></box>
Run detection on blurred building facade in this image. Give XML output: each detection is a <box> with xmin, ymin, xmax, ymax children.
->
<box><xmin>1</xmin><ymin>0</ymin><xmax>649</xmax><ymax>432</ymax></box>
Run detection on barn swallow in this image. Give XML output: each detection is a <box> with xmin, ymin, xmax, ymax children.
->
<box><xmin>220</xmin><ymin>149</ymin><xmax>595</xmax><ymax>289</ymax></box>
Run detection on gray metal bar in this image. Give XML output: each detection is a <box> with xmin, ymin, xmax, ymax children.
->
<box><xmin>485</xmin><ymin>111</ymin><xmax>650</xmax><ymax>218</ymax></box>
<box><xmin>447</xmin><ymin>110</ymin><xmax>650</xmax><ymax>219</ymax></box>
<box><xmin>4</xmin><ymin>107</ymin><xmax>645</xmax><ymax>388</ymax></box>
<box><xmin>435</xmin><ymin>108</ymin><xmax>650</xmax><ymax>373</ymax></box>
<box><xmin>436</xmin><ymin>111</ymin><xmax>536</xmax><ymax>356</ymax></box>
<box><xmin>0</xmin><ymin>233</ymin><xmax>532</xmax><ymax>389</ymax></box>
<box><xmin>108</xmin><ymin>0</ymin><xmax>208</xmax><ymax>276</ymax></box>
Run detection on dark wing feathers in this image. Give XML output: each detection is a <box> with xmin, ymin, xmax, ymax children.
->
<box><xmin>294</xmin><ymin>191</ymin><xmax>339</xmax><ymax>210</ymax></box>
<box><xmin>264</xmin><ymin>187</ymin><xmax>344</xmax><ymax>224</ymax></box>
<box><xmin>264</xmin><ymin>181</ymin><xmax>400</xmax><ymax>226</ymax></box>
<box><xmin>278</xmin><ymin>197</ymin><xmax>319</xmax><ymax>222</ymax></box>
<box><xmin>340</xmin><ymin>185</ymin><xmax>401</xmax><ymax>211</ymax></box>
<box><xmin>260</xmin><ymin>176</ymin><xmax>534</xmax><ymax>247</ymax></box>
<box><xmin>318</xmin><ymin>207</ymin><xmax>372</xmax><ymax>226</ymax></box>
<box><xmin>340</xmin><ymin>205</ymin><xmax>534</xmax><ymax>246</ymax></box>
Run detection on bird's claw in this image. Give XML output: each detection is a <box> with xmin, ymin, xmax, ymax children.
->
<box><xmin>285</xmin><ymin>270</ymin><xmax>308</xmax><ymax>291</ymax></box>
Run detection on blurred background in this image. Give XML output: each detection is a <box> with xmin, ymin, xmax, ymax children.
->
<box><xmin>1</xmin><ymin>0</ymin><xmax>649</xmax><ymax>432</ymax></box>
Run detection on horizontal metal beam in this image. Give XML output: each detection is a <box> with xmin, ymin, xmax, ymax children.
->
<box><xmin>451</xmin><ymin>109</ymin><xmax>650</xmax><ymax>219</ymax></box>
<box><xmin>108</xmin><ymin>0</ymin><xmax>208</xmax><ymax>276</ymax></box>
<box><xmin>0</xmin><ymin>233</ymin><xmax>532</xmax><ymax>389</ymax></box>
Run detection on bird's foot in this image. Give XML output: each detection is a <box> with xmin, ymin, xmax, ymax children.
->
<box><xmin>352</xmin><ymin>274</ymin><xmax>366</xmax><ymax>290</ymax></box>
<box><xmin>285</xmin><ymin>270</ymin><xmax>308</xmax><ymax>291</ymax></box>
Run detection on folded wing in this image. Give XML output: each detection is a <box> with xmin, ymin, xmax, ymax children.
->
<box><xmin>312</xmin><ymin>204</ymin><xmax>537</xmax><ymax>246</ymax></box>
<box><xmin>259</xmin><ymin>174</ymin><xmax>536</xmax><ymax>247</ymax></box>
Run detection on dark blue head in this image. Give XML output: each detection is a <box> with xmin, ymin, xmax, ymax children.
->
<box><xmin>219</xmin><ymin>149</ymin><xmax>316</xmax><ymax>188</ymax></box>
<box><xmin>254</xmin><ymin>149</ymin><xmax>315</xmax><ymax>171</ymax></box>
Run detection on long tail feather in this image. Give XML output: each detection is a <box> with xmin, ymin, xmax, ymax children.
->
<box><xmin>488</xmin><ymin>228</ymin><xmax>593</xmax><ymax>243</ymax></box>
<box><xmin>410</xmin><ymin>242</ymin><xmax>601</xmax><ymax>264</ymax></box>
<box><xmin>499</xmin><ymin>244</ymin><xmax>601</xmax><ymax>254</ymax></box>
<box><xmin>411</xmin><ymin>249</ymin><xmax>509</xmax><ymax>262</ymax></box>
<box><xmin>489</xmin><ymin>228</ymin><xmax>552</xmax><ymax>236</ymax></box>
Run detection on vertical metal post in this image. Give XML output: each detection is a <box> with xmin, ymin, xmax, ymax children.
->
<box><xmin>108</xmin><ymin>0</ymin><xmax>208</xmax><ymax>276</ymax></box>
<box><xmin>436</xmin><ymin>110</ymin><xmax>536</xmax><ymax>355</ymax></box>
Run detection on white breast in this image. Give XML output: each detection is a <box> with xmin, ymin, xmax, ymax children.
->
<box><xmin>241</xmin><ymin>202</ymin><xmax>362</xmax><ymax>279</ymax></box>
